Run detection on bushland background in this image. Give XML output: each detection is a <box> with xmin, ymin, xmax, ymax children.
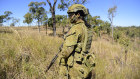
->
<box><xmin>0</xmin><ymin>0</ymin><xmax>140</xmax><ymax>79</ymax></box>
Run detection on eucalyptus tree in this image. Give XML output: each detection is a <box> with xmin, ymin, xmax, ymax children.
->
<box><xmin>10</xmin><ymin>18</ymin><xmax>20</xmax><ymax>27</ymax></box>
<box><xmin>41</xmin><ymin>11</ymin><xmax>48</xmax><ymax>26</ymax></box>
<box><xmin>0</xmin><ymin>15</ymin><xmax>5</xmax><ymax>24</ymax></box>
<box><xmin>92</xmin><ymin>16</ymin><xmax>101</xmax><ymax>26</ymax></box>
<box><xmin>108</xmin><ymin>5</ymin><xmax>117</xmax><ymax>41</ymax></box>
<box><xmin>92</xmin><ymin>16</ymin><xmax>103</xmax><ymax>37</ymax></box>
<box><xmin>48</xmin><ymin>17</ymin><xmax>53</xmax><ymax>28</ymax></box>
<box><xmin>28</xmin><ymin>1</ymin><xmax>46</xmax><ymax>32</ymax></box>
<box><xmin>46</xmin><ymin>0</ymin><xmax>57</xmax><ymax>36</ymax></box>
<box><xmin>23</xmin><ymin>12</ymin><xmax>33</xmax><ymax>26</ymax></box>
<box><xmin>55</xmin><ymin>15</ymin><xmax>63</xmax><ymax>26</ymax></box>
<box><xmin>4</xmin><ymin>11</ymin><xmax>12</xmax><ymax>25</ymax></box>
<box><xmin>0</xmin><ymin>11</ymin><xmax>12</xmax><ymax>26</ymax></box>
<box><xmin>42</xmin><ymin>13</ymin><xmax>48</xmax><ymax>35</ymax></box>
<box><xmin>103</xmin><ymin>21</ymin><xmax>111</xmax><ymax>34</ymax></box>
<box><xmin>55</xmin><ymin>15</ymin><xmax>68</xmax><ymax>34</ymax></box>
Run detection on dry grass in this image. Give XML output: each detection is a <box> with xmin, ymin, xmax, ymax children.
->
<box><xmin>0</xmin><ymin>27</ymin><xmax>140</xmax><ymax>79</ymax></box>
<box><xmin>91</xmin><ymin>38</ymin><xmax>140</xmax><ymax>79</ymax></box>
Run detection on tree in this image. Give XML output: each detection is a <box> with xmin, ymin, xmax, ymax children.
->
<box><xmin>92</xmin><ymin>16</ymin><xmax>101</xmax><ymax>36</ymax></box>
<box><xmin>46</xmin><ymin>0</ymin><xmax>57</xmax><ymax>36</ymax></box>
<box><xmin>103</xmin><ymin>21</ymin><xmax>111</xmax><ymax>34</ymax></box>
<box><xmin>91</xmin><ymin>16</ymin><xmax>111</xmax><ymax>37</ymax></box>
<box><xmin>28</xmin><ymin>2</ymin><xmax>46</xmax><ymax>33</ymax></box>
<box><xmin>0</xmin><ymin>11</ymin><xmax>12</xmax><ymax>26</ymax></box>
<box><xmin>42</xmin><ymin>13</ymin><xmax>48</xmax><ymax>35</ymax></box>
<box><xmin>55</xmin><ymin>15</ymin><xmax>63</xmax><ymax>26</ymax></box>
<box><xmin>4</xmin><ymin>11</ymin><xmax>12</xmax><ymax>25</ymax></box>
<box><xmin>108</xmin><ymin>5</ymin><xmax>117</xmax><ymax>42</ymax></box>
<box><xmin>0</xmin><ymin>15</ymin><xmax>5</xmax><ymax>24</ymax></box>
<box><xmin>41</xmin><ymin>11</ymin><xmax>48</xmax><ymax>26</ymax></box>
<box><xmin>23</xmin><ymin>12</ymin><xmax>33</xmax><ymax>27</ymax></box>
<box><xmin>55</xmin><ymin>15</ymin><xmax>68</xmax><ymax>34</ymax></box>
<box><xmin>10</xmin><ymin>18</ymin><xmax>20</xmax><ymax>27</ymax></box>
<box><xmin>92</xmin><ymin>16</ymin><xmax>101</xmax><ymax>26</ymax></box>
<box><xmin>86</xmin><ymin>14</ymin><xmax>93</xmax><ymax>25</ymax></box>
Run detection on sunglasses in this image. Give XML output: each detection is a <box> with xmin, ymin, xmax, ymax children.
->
<box><xmin>68</xmin><ymin>13</ymin><xmax>75</xmax><ymax>17</ymax></box>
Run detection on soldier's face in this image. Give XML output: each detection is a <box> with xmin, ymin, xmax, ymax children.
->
<box><xmin>68</xmin><ymin>13</ymin><xmax>75</xmax><ymax>18</ymax></box>
<box><xmin>68</xmin><ymin>13</ymin><xmax>75</xmax><ymax>23</ymax></box>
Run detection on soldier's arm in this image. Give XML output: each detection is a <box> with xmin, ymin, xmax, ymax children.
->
<box><xmin>61</xmin><ymin>25</ymin><xmax>81</xmax><ymax>58</ymax></box>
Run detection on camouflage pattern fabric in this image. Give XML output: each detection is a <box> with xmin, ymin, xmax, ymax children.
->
<box><xmin>67</xmin><ymin>4</ymin><xmax>88</xmax><ymax>15</ymax></box>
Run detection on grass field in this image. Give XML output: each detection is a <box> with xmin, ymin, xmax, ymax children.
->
<box><xmin>0</xmin><ymin>27</ymin><xmax>140</xmax><ymax>79</ymax></box>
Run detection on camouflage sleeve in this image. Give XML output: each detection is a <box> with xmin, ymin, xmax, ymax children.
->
<box><xmin>61</xmin><ymin>25</ymin><xmax>81</xmax><ymax>58</ymax></box>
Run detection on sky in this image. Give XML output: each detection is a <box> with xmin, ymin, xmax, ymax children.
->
<box><xmin>0</xmin><ymin>0</ymin><xmax>140</xmax><ymax>26</ymax></box>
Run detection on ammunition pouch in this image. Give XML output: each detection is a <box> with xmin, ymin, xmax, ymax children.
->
<box><xmin>83</xmin><ymin>53</ymin><xmax>95</xmax><ymax>71</ymax></box>
<box><xmin>79</xmin><ymin>52</ymin><xmax>95</xmax><ymax>78</ymax></box>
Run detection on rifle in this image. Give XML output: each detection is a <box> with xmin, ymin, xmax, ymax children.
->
<box><xmin>45</xmin><ymin>44</ymin><xmax>63</xmax><ymax>73</ymax></box>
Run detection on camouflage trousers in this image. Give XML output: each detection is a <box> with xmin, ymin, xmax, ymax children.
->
<box><xmin>59</xmin><ymin>63</ymin><xmax>93</xmax><ymax>79</ymax></box>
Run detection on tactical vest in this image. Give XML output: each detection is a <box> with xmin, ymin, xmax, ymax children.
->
<box><xmin>67</xmin><ymin>22</ymin><xmax>95</xmax><ymax>69</ymax></box>
<box><xmin>82</xmin><ymin>26</ymin><xmax>95</xmax><ymax>71</ymax></box>
<box><xmin>73</xmin><ymin>23</ymin><xmax>93</xmax><ymax>63</ymax></box>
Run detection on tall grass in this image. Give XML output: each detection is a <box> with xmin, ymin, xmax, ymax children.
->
<box><xmin>0</xmin><ymin>27</ymin><xmax>140</xmax><ymax>79</ymax></box>
<box><xmin>91</xmin><ymin>38</ymin><xmax>140</xmax><ymax>79</ymax></box>
<box><xmin>0</xmin><ymin>28</ymin><xmax>63</xmax><ymax>79</ymax></box>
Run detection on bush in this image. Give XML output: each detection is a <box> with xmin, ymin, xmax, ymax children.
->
<box><xmin>113</xmin><ymin>29</ymin><xmax>122</xmax><ymax>42</ymax></box>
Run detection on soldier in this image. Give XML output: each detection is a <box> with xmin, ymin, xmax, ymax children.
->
<box><xmin>58</xmin><ymin>4</ymin><xmax>95</xmax><ymax>79</ymax></box>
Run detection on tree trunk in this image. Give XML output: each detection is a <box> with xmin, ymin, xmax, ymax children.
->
<box><xmin>63</xmin><ymin>25</ymin><xmax>65</xmax><ymax>34</ymax></box>
<box><xmin>111</xmin><ymin>17</ymin><xmax>114</xmax><ymax>43</ymax></box>
<box><xmin>52</xmin><ymin>11</ymin><xmax>56</xmax><ymax>36</ymax></box>
<box><xmin>38</xmin><ymin>20</ymin><xmax>40</xmax><ymax>33</ymax></box>
<box><xmin>46</xmin><ymin>0</ymin><xmax>57</xmax><ymax>36</ymax></box>
<box><xmin>125</xmin><ymin>50</ymin><xmax>128</xmax><ymax>63</ymax></box>
<box><xmin>46</xmin><ymin>23</ymin><xmax>48</xmax><ymax>35</ymax></box>
<box><xmin>28</xmin><ymin>24</ymin><xmax>29</xmax><ymax>30</ymax></box>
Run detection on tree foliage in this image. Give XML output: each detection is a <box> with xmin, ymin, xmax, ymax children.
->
<box><xmin>58</xmin><ymin>0</ymin><xmax>87</xmax><ymax>11</ymax></box>
<box><xmin>0</xmin><ymin>11</ymin><xmax>12</xmax><ymax>24</ymax></box>
<box><xmin>0</xmin><ymin>15</ymin><xmax>5</xmax><ymax>23</ymax></box>
<box><xmin>108</xmin><ymin>6</ymin><xmax>117</xmax><ymax>23</ymax></box>
<box><xmin>42</xmin><ymin>13</ymin><xmax>48</xmax><ymax>26</ymax></box>
<box><xmin>23</xmin><ymin>12</ymin><xmax>33</xmax><ymax>26</ymax></box>
<box><xmin>48</xmin><ymin>18</ymin><xmax>53</xmax><ymax>27</ymax></box>
<box><xmin>10</xmin><ymin>18</ymin><xmax>20</xmax><ymax>26</ymax></box>
<box><xmin>28</xmin><ymin>1</ymin><xmax>46</xmax><ymax>32</ymax></box>
<box><xmin>85</xmin><ymin>15</ymin><xmax>111</xmax><ymax>36</ymax></box>
<box><xmin>55</xmin><ymin>15</ymin><xmax>64</xmax><ymax>25</ymax></box>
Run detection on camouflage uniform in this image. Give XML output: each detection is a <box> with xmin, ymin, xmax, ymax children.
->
<box><xmin>59</xmin><ymin>4</ymin><xmax>95</xmax><ymax>79</ymax></box>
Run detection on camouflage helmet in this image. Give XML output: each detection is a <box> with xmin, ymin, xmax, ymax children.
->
<box><xmin>67</xmin><ymin>4</ymin><xmax>88</xmax><ymax>16</ymax></box>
